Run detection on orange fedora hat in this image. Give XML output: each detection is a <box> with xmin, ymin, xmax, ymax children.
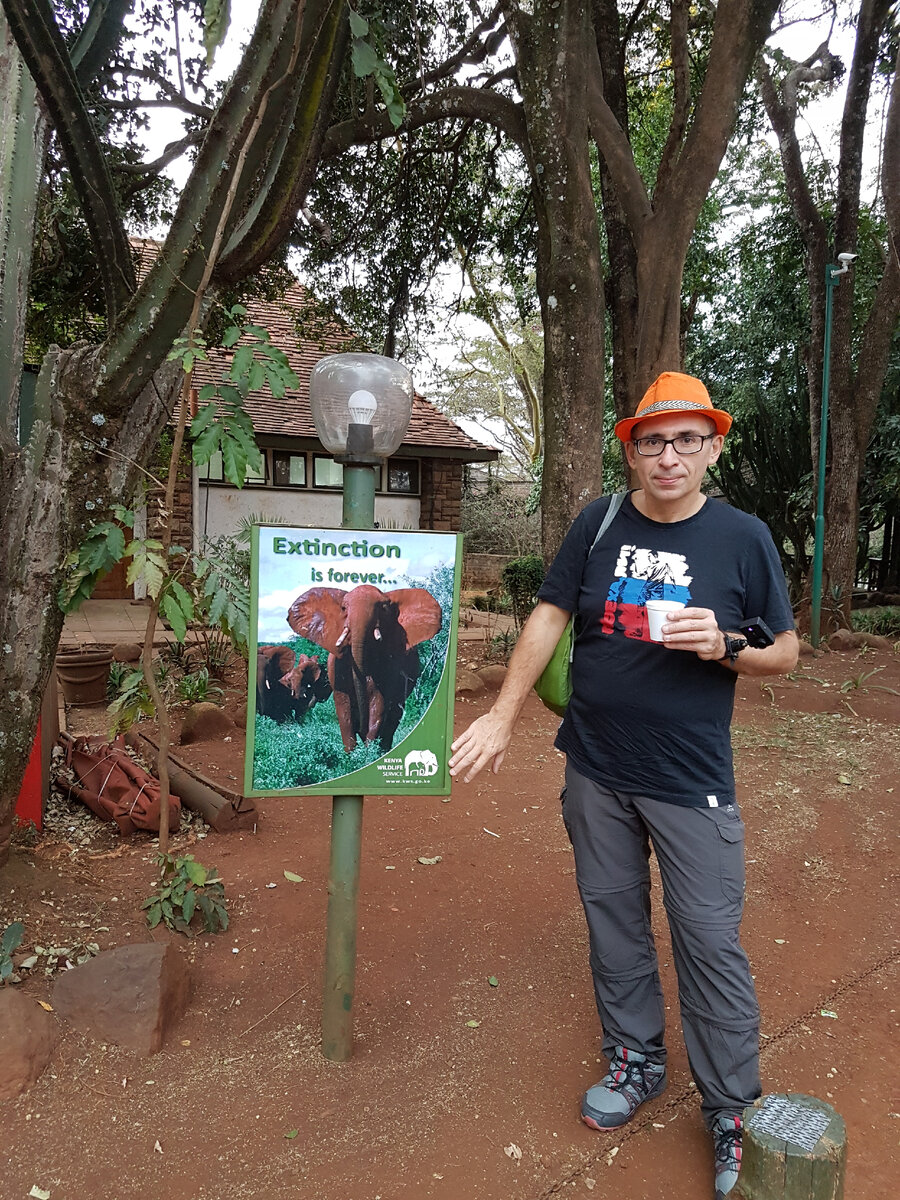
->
<box><xmin>614</xmin><ymin>371</ymin><xmax>733</xmax><ymax>442</ymax></box>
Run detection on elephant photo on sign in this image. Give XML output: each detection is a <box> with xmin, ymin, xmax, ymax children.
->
<box><xmin>287</xmin><ymin>584</ymin><xmax>443</xmax><ymax>754</ymax></box>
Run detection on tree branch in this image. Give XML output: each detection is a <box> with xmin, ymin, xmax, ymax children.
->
<box><xmin>757</xmin><ymin>59</ymin><xmax>827</xmax><ymax>244</ymax></box>
<box><xmin>401</xmin><ymin>3</ymin><xmax>506</xmax><ymax>95</ymax></box>
<box><xmin>115</xmin><ymin>65</ymin><xmax>214</xmax><ymax>118</ymax></box>
<box><xmin>584</xmin><ymin>34</ymin><xmax>653</xmax><ymax>242</ymax></box>
<box><xmin>1</xmin><ymin>0</ymin><xmax>135</xmax><ymax>320</ymax></box>
<box><xmin>655</xmin><ymin>0</ymin><xmax>690</xmax><ymax>194</ymax></box>
<box><xmin>321</xmin><ymin>84</ymin><xmax>527</xmax><ymax>159</ymax></box>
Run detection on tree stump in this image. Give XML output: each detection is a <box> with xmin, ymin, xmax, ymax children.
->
<box><xmin>737</xmin><ymin>1094</ymin><xmax>846</xmax><ymax>1200</ymax></box>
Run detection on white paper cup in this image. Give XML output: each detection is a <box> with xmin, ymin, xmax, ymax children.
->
<box><xmin>645</xmin><ymin>599</ymin><xmax>685</xmax><ymax>642</ymax></box>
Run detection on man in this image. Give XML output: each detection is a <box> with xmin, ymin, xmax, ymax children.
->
<box><xmin>449</xmin><ymin>372</ymin><xmax>798</xmax><ymax>1200</ymax></box>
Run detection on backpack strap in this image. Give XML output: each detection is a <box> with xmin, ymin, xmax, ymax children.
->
<box><xmin>570</xmin><ymin>491</ymin><xmax>627</xmax><ymax>658</ymax></box>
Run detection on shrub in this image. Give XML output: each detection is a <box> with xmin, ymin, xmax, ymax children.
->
<box><xmin>501</xmin><ymin>554</ymin><xmax>546</xmax><ymax>629</ymax></box>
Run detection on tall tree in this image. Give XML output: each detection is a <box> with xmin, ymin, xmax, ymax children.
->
<box><xmin>759</xmin><ymin>0</ymin><xmax>900</xmax><ymax>626</ymax></box>
<box><xmin>0</xmin><ymin>0</ymin><xmax>348</xmax><ymax>864</ymax></box>
<box><xmin>310</xmin><ymin>0</ymin><xmax>780</xmax><ymax>554</ymax></box>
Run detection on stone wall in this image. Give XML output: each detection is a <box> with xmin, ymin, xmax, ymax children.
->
<box><xmin>148</xmin><ymin>448</ymin><xmax>192</xmax><ymax>552</ymax></box>
<box><xmin>420</xmin><ymin>458</ymin><xmax>463</xmax><ymax>531</ymax></box>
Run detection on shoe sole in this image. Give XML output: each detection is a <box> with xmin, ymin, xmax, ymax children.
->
<box><xmin>580</xmin><ymin>1071</ymin><xmax>668</xmax><ymax>1130</ymax></box>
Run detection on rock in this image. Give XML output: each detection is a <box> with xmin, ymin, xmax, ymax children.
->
<box><xmin>476</xmin><ymin>664</ymin><xmax>508</xmax><ymax>690</ymax></box>
<box><xmin>112</xmin><ymin>642</ymin><xmax>143</xmax><ymax>663</ymax></box>
<box><xmin>52</xmin><ymin>943</ymin><xmax>191</xmax><ymax>1055</ymax></box>
<box><xmin>455</xmin><ymin>667</ymin><xmax>485</xmax><ymax>695</ymax></box>
<box><xmin>855</xmin><ymin>632</ymin><xmax>894</xmax><ymax>651</ymax></box>
<box><xmin>827</xmin><ymin>629</ymin><xmax>893</xmax><ymax>652</ymax></box>
<box><xmin>0</xmin><ymin>989</ymin><xmax>57</xmax><ymax>1100</ymax></box>
<box><xmin>180</xmin><ymin>702</ymin><xmax>236</xmax><ymax>744</ymax></box>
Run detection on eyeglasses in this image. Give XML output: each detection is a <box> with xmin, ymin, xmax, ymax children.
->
<box><xmin>631</xmin><ymin>433</ymin><xmax>715</xmax><ymax>457</ymax></box>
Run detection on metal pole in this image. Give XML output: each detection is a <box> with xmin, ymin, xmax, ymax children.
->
<box><xmin>321</xmin><ymin>461</ymin><xmax>377</xmax><ymax>1061</ymax></box>
<box><xmin>810</xmin><ymin>264</ymin><xmax>838</xmax><ymax>648</ymax></box>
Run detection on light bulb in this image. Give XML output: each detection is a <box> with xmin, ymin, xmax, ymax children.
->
<box><xmin>348</xmin><ymin>389</ymin><xmax>378</xmax><ymax>424</ymax></box>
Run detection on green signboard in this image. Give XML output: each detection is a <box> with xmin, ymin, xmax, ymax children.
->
<box><xmin>245</xmin><ymin>525</ymin><xmax>463</xmax><ymax>797</ymax></box>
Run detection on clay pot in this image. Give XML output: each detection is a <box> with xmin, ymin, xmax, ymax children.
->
<box><xmin>55</xmin><ymin>648</ymin><xmax>113</xmax><ymax>706</ymax></box>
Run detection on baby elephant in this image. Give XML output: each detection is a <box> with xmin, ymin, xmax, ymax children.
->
<box><xmin>279</xmin><ymin>652</ymin><xmax>332</xmax><ymax>719</ymax></box>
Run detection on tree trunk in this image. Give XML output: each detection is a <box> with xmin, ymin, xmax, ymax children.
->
<box><xmin>512</xmin><ymin>0</ymin><xmax>606</xmax><ymax>561</ymax></box>
<box><xmin>0</xmin><ymin>349</ymin><xmax>181</xmax><ymax>865</ymax></box>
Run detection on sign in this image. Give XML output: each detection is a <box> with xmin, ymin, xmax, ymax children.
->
<box><xmin>245</xmin><ymin>526</ymin><xmax>462</xmax><ymax>797</ymax></box>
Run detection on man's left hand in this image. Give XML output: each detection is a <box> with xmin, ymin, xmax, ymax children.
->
<box><xmin>660</xmin><ymin>607</ymin><xmax>724</xmax><ymax>661</ymax></box>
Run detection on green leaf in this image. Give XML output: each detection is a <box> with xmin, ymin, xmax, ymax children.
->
<box><xmin>184</xmin><ymin>860</ymin><xmax>209</xmax><ymax>886</ymax></box>
<box><xmin>161</xmin><ymin>591</ymin><xmax>188</xmax><ymax>643</ymax></box>
<box><xmin>146</xmin><ymin>903</ymin><xmax>162</xmax><ymax>929</ymax></box>
<box><xmin>181</xmin><ymin>889</ymin><xmax>196</xmax><ymax>925</ymax></box>
<box><xmin>197</xmin><ymin>384</ymin><xmax>218</xmax><ymax>403</ymax></box>
<box><xmin>203</xmin><ymin>0</ymin><xmax>231</xmax><ymax>65</ymax></box>
<box><xmin>1</xmin><ymin>921</ymin><xmax>24</xmax><ymax>955</ymax></box>
<box><xmin>222</xmin><ymin>325</ymin><xmax>242</xmax><ymax>348</ymax></box>
<box><xmin>351</xmin><ymin>40</ymin><xmax>380</xmax><ymax>78</ymax></box>
<box><xmin>247</xmin><ymin>359</ymin><xmax>265</xmax><ymax>391</ymax></box>
<box><xmin>284</xmin><ymin>1128</ymin><xmax>299</xmax><ymax>1140</ymax></box>
<box><xmin>488</xmin><ymin>976</ymin><xmax>499</xmax><ymax>988</ymax></box>
<box><xmin>283</xmin><ymin>871</ymin><xmax>304</xmax><ymax>883</ymax></box>
<box><xmin>465</xmin><ymin>1019</ymin><xmax>480</xmax><ymax>1028</ymax></box>
<box><xmin>230</xmin><ymin>344</ymin><xmax>254</xmax><ymax>381</ymax></box>
<box><xmin>348</xmin><ymin>9</ymin><xmax>368</xmax><ymax>37</ymax></box>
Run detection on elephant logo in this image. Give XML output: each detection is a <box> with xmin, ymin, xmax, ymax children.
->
<box><xmin>404</xmin><ymin>749</ymin><xmax>439</xmax><ymax>777</ymax></box>
<box><xmin>287</xmin><ymin>584</ymin><xmax>443</xmax><ymax>754</ymax></box>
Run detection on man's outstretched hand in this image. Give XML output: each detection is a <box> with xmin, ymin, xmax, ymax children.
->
<box><xmin>449</xmin><ymin>710</ymin><xmax>515</xmax><ymax>783</ymax></box>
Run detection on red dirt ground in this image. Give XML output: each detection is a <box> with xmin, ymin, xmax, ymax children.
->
<box><xmin>2</xmin><ymin>643</ymin><xmax>899</xmax><ymax>1200</ymax></box>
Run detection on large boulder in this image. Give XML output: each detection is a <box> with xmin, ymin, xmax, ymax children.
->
<box><xmin>180</xmin><ymin>702</ymin><xmax>236</xmax><ymax>744</ymax></box>
<box><xmin>828</xmin><ymin>628</ymin><xmax>894</xmax><ymax>653</ymax></box>
<box><xmin>52</xmin><ymin>943</ymin><xmax>191</xmax><ymax>1055</ymax></box>
<box><xmin>455</xmin><ymin>667</ymin><xmax>485</xmax><ymax>695</ymax></box>
<box><xmin>476</xmin><ymin>664</ymin><xmax>508</xmax><ymax>690</ymax></box>
<box><xmin>0</xmin><ymin>989</ymin><xmax>57</xmax><ymax>1100</ymax></box>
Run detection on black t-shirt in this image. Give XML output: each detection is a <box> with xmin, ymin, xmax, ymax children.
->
<box><xmin>536</xmin><ymin>493</ymin><xmax>795</xmax><ymax>806</ymax></box>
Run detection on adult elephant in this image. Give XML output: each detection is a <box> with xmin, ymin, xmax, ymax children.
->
<box><xmin>256</xmin><ymin>645</ymin><xmax>295</xmax><ymax>722</ymax></box>
<box><xmin>287</xmin><ymin>584</ymin><xmax>442</xmax><ymax>753</ymax></box>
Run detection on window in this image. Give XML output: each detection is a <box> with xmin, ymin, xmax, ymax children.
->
<box><xmin>313</xmin><ymin>456</ymin><xmax>344</xmax><ymax>488</ymax></box>
<box><xmin>197</xmin><ymin>449</ymin><xmax>267</xmax><ymax>485</ymax></box>
<box><xmin>273</xmin><ymin>452</ymin><xmax>307</xmax><ymax>487</ymax></box>
<box><xmin>387</xmin><ymin>458</ymin><xmax>420</xmax><ymax>494</ymax></box>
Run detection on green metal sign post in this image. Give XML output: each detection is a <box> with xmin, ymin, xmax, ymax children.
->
<box><xmin>321</xmin><ymin>462</ymin><xmax>375</xmax><ymax>1061</ymax></box>
<box><xmin>810</xmin><ymin>255</ymin><xmax>853</xmax><ymax>648</ymax></box>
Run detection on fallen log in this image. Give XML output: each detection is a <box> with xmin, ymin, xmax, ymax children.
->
<box><xmin>125</xmin><ymin>730</ymin><xmax>258</xmax><ymax>833</ymax></box>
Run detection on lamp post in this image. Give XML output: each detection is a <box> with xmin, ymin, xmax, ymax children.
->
<box><xmin>810</xmin><ymin>252</ymin><xmax>855</xmax><ymax>648</ymax></box>
<box><xmin>308</xmin><ymin>352</ymin><xmax>413</xmax><ymax>1061</ymax></box>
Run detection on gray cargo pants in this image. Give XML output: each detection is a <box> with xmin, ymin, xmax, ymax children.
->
<box><xmin>561</xmin><ymin>762</ymin><xmax>761</xmax><ymax>1127</ymax></box>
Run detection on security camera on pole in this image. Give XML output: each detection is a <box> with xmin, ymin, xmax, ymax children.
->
<box><xmin>810</xmin><ymin>252</ymin><xmax>855</xmax><ymax>648</ymax></box>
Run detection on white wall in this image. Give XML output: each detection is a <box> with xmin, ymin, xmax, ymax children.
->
<box><xmin>195</xmin><ymin>480</ymin><xmax>420</xmax><ymax>545</ymax></box>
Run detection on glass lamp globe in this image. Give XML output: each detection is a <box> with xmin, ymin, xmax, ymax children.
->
<box><xmin>309</xmin><ymin>353</ymin><xmax>413</xmax><ymax>461</ymax></box>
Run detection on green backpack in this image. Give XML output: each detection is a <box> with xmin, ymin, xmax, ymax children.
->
<box><xmin>533</xmin><ymin>492</ymin><xmax>626</xmax><ymax>716</ymax></box>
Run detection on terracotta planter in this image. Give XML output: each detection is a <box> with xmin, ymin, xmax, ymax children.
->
<box><xmin>55</xmin><ymin>648</ymin><xmax>113</xmax><ymax>706</ymax></box>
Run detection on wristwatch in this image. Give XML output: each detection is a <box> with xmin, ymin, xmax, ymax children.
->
<box><xmin>719</xmin><ymin>632</ymin><xmax>748</xmax><ymax>665</ymax></box>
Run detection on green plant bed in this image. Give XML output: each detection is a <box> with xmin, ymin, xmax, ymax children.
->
<box><xmin>850</xmin><ymin>606</ymin><xmax>900</xmax><ymax>638</ymax></box>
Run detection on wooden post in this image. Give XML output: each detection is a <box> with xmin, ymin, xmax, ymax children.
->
<box><xmin>737</xmin><ymin>1094</ymin><xmax>846</xmax><ymax>1200</ymax></box>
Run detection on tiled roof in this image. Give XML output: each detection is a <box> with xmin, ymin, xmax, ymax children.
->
<box><xmin>131</xmin><ymin>239</ymin><xmax>497</xmax><ymax>461</ymax></box>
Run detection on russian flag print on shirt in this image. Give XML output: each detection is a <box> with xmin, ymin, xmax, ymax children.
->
<box><xmin>601</xmin><ymin>544</ymin><xmax>693</xmax><ymax>640</ymax></box>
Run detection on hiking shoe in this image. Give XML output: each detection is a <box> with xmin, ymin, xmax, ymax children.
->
<box><xmin>712</xmin><ymin>1114</ymin><xmax>743</xmax><ymax>1199</ymax></box>
<box><xmin>581</xmin><ymin>1047</ymin><xmax>667</xmax><ymax>1130</ymax></box>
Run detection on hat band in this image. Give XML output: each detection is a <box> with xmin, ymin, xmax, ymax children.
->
<box><xmin>637</xmin><ymin>398</ymin><xmax>710</xmax><ymax>417</ymax></box>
